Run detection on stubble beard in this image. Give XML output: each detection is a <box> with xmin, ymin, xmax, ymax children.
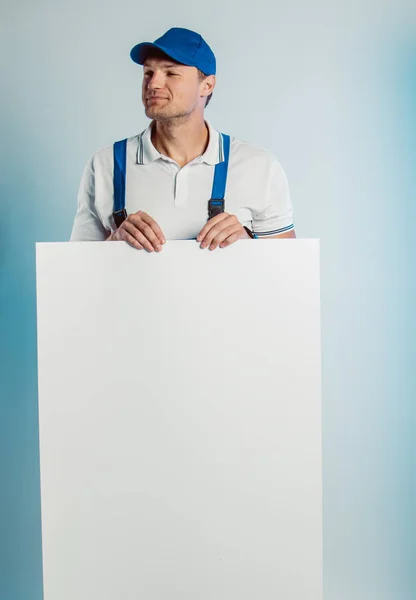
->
<box><xmin>144</xmin><ymin>99</ymin><xmax>198</xmax><ymax>124</ymax></box>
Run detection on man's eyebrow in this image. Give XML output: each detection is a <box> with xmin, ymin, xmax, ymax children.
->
<box><xmin>143</xmin><ymin>62</ymin><xmax>182</xmax><ymax>69</ymax></box>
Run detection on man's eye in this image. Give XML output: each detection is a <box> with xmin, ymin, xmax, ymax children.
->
<box><xmin>167</xmin><ymin>72</ymin><xmax>179</xmax><ymax>76</ymax></box>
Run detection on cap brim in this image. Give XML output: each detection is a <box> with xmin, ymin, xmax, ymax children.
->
<box><xmin>130</xmin><ymin>42</ymin><xmax>195</xmax><ymax>67</ymax></box>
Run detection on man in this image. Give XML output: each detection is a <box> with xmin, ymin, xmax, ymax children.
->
<box><xmin>70</xmin><ymin>27</ymin><xmax>296</xmax><ymax>251</ymax></box>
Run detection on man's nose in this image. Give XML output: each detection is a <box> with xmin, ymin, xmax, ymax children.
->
<box><xmin>147</xmin><ymin>72</ymin><xmax>164</xmax><ymax>89</ymax></box>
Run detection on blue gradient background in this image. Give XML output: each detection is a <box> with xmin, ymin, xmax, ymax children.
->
<box><xmin>1</xmin><ymin>2</ymin><xmax>415</xmax><ymax>599</ymax></box>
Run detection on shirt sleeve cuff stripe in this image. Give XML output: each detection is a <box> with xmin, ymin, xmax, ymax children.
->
<box><xmin>254</xmin><ymin>224</ymin><xmax>294</xmax><ymax>237</ymax></box>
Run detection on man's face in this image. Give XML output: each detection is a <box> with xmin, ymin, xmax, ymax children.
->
<box><xmin>142</xmin><ymin>56</ymin><xmax>206</xmax><ymax>121</ymax></box>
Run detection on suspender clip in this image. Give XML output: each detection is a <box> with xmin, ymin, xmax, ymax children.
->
<box><xmin>208</xmin><ymin>199</ymin><xmax>225</xmax><ymax>220</ymax></box>
<box><xmin>243</xmin><ymin>226</ymin><xmax>257</xmax><ymax>239</ymax></box>
<box><xmin>113</xmin><ymin>208</ymin><xmax>127</xmax><ymax>229</ymax></box>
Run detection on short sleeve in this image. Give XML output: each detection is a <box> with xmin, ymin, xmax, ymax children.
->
<box><xmin>70</xmin><ymin>158</ymin><xmax>109</xmax><ymax>242</ymax></box>
<box><xmin>251</xmin><ymin>160</ymin><xmax>294</xmax><ymax>237</ymax></box>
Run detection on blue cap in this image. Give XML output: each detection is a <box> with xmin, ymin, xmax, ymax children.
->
<box><xmin>130</xmin><ymin>27</ymin><xmax>216</xmax><ymax>76</ymax></box>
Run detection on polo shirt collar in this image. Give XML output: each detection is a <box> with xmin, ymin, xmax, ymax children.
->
<box><xmin>137</xmin><ymin>120</ymin><xmax>224</xmax><ymax>166</ymax></box>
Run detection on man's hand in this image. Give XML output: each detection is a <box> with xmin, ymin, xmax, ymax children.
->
<box><xmin>107</xmin><ymin>211</ymin><xmax>165</xmax><ymax>252</ymax></box>
<box><xmin>196</xmin><ymin>213</ymin><xmax>250</xmax><ymax>250</ymax></box>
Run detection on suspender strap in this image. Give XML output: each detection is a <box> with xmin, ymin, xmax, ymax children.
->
<box><xmin>208</xmin><ymin>133</ymin><xmax>230</xmax><ymax>220</ymax></box>
<box><xmin>113</xmin><ymin>139</ymin><xmax>128</xmax><ymax>227</ymax></box>
<box><xmin>112</xmin><ymin>133</ymin><xmax>232</xmax><ymax>227</ymax></box>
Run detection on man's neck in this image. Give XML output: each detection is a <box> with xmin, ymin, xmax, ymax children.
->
<box><xmin>151</xmin><ymin>115</ymin><xmax>209</xmax><ymax>168</ymax></box>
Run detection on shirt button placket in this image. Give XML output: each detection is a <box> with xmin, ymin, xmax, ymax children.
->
<box><xmin>174</xmin><ymin>166</ymin><xmax>189</xmax><ymax>208</ymax></box>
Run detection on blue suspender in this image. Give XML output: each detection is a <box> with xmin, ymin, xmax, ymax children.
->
<box><xmin>112</xmin><ymin>133</ymin><xmax>231</xmax><ymax>227</ymax></box>
<box><xmin>113</xmin><ymin>138</ymin><xmax>128</xmax><ymax>228</ymax></box>
<box><xmin>208</xmin><ymin>133</ymin><xmax>230</xmax><ymax>219</ymax></box>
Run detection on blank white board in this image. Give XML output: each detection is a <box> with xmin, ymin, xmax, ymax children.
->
<box><xmin>36</xmin><ymin>240</ymin><xmax>322</xmax><ymax>600</ymax></box>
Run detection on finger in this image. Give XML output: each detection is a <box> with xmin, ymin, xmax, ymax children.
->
<box><xmin>127</xmin><ymin>213</ymin><xmax>162</xmax><ymax>252</ymax></box>
<box><xmin>112</xmin><ymin>224</ymin><xmax>144</xmax><ymax>250</ymax></box>
<box><xmin>128</xmin><ymin>214</ymin><xmax>164</xmax><ymax>250</ymax></box>
<box><xmin>200</xmin><ymin>216</ymin><xmax>238</xmax><ymax>248</ymax></box>
<box><xmin>137</xmin><ymin>222</ymin><xmax>164</xmax><ymax>252</ymax></box>
<box><xmin>125</xmin><ymin>220</ymin><xmax>164</xmax><ymax>252</ymax></box>
<box><xmin>124</xmin><ymin>231</ymin><xmax>144</xmax><ymax>250</ymax></box>
<box><xmin>196</xmin><ymin>213</ymin><xmax>229</xmax><ymax>242</ymax></box>
<box><xmin>219</xmin><ymin>231</ymin><xmax>243</xmax><ymax>248</ymax></box>
<box><xmin>135</xmin><ymin>211</ymin><xmax>166</xmax><ymax>245</ymax></box>
<box><xmin>121</xmin><ymin>221</ymin><xmax>156</xmax><ymax>252</ymax></box>
<box><xmin>209</xmin><ymin>224</ymin><xmax>243</xmax><ymax>250</ymax></box>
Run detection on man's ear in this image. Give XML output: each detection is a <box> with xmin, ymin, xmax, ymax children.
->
<box><xmin>201</xmin><ymin>75</ymin><xmax>216</xmax><ymax>98</ymax></box>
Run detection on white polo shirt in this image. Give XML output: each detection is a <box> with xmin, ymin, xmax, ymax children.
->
<box><xmin>70</xmin><ymin>120</ymin><xmax>294</xmax><ymax>241</ymax></box>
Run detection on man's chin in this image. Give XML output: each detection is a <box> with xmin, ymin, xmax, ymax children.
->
<box><xmin>144</xmin><ymin>107</ymin><xmax>191</xmax><ymax>123</ymax></box>
<box><xmin>145</xmin><ymin>107</ymin><xmax>170</xmax><ymax>120</ymax></box>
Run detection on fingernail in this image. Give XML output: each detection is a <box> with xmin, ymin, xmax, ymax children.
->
<box><xmin>161</xmin><ymin>238</ymin><xmax>166</xmax><ymax>244</ymax></box>
<box><xmin>201</xmin><ymin>242</ymin><xmax>207</xmax><ymax>248</ymax></box>
<box><xmin>156</xmin><ymin>245</ymin><xmax>162</xmax><ymax>252</ymax></box>
<box><xmin>196</xmin><ymin>235</ymin><xmax>201</xmax><ymax>242</ymax></box>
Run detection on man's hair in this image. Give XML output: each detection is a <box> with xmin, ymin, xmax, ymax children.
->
<box><xmin>142</xmin><ymin>48</ymin><xmax>213</xmax><ymax>108</ymax></box>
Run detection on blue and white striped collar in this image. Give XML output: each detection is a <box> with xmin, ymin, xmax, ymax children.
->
<box><xmin>136</xmin><ymin>120</ymin><xmax>225</xmax><ymax>166</ymax></box>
